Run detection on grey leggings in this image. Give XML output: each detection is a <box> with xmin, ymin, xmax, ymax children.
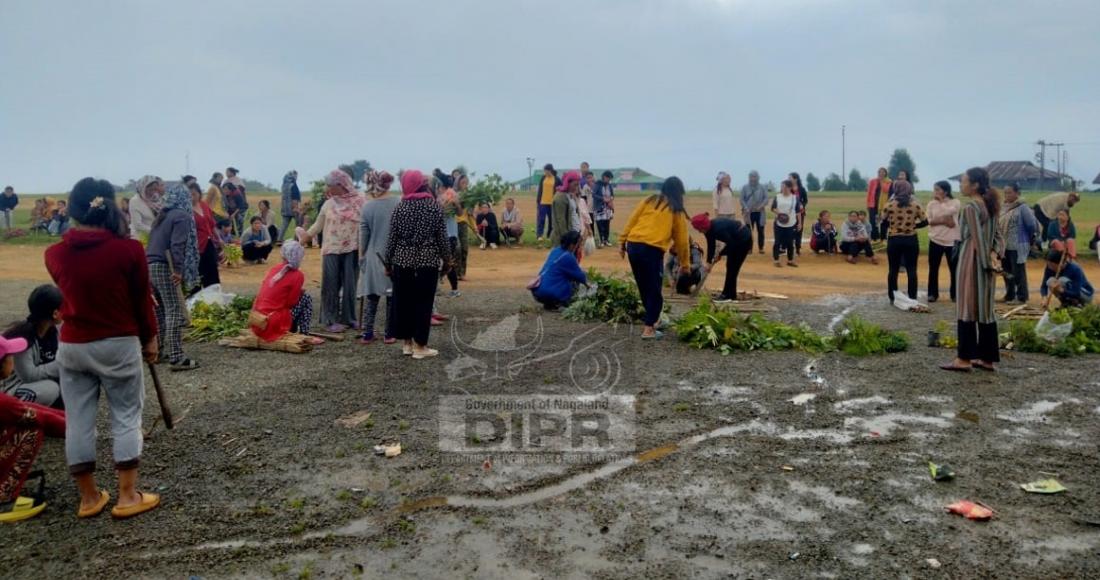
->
<box><xmin>58</xmin><ymin>337</ymin><xmax>145</xmax><ymax>474</ymax></box>
<box><xmin>321</xmin><ymin>251</ymin><xmax>359</xmax><ymax>326</ymax></box>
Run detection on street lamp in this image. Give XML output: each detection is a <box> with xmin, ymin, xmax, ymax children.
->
<box><xmin>526</xmin><ymin>157</ymin><xmax>535</xmax><ymax>191</ymax></box>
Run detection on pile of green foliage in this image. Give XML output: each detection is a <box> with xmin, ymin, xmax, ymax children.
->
<box><xmin>674</xmin><ymin>298</ymin><xmax>907</xmax><ymax>356</ymax></box>
<box><xmin>1005</xmin><ymin>305</ymin><xmax>1100</xmax><ymax>358</ymax></box>
<box><xmin>562</xmin><ymin>270</ymin><xmax>651</xmax><ymax>324</ymax></box>
<box><xmin>460</xmin><ymin>174</ymin><xmax>511</xmax><ymax>208</ymax></box>
<box><xmin>187</xmin><ymin>295</ymin><xmax>255</xmax><ymax>342</ymax></box>
<box><xmin>832</xmin><ymin>316</ymin><xmax>909</xmax><ymax>356</ymax></box>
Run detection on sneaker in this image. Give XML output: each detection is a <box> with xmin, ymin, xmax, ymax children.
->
<box><xmin>480</xmin><ymin>242</ymin><xmax>487</xmax><ymax>250</ymax></box>
<box><xmin>490</xmin><ymin>243</ymin><xmax>497</xmax><ymax>249</ymax></box>
<box><xmin>412</xmin><ymin>348</ymin><xmax>439</xmax><ymax>360</ymax></box>
<box><xmin>169</xmin><ymin>358</ymin><xmax>200</xmax><ymax>372</ymax></box>
<box><xmin>714</xmin><ymin>294</ymin><xmax>734</xmax><ymax>303</ymax></box>
<box><xmin>449</xmin><ymin>290</ymin><xmax>461</xmax><ymax>298</ymax></box>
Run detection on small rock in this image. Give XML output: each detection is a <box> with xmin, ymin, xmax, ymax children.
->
<box><xmin>789</xmin><ymin>552</ymin><xmax>800</xmax><ymax>561</ymax></box>
<box><xmin>263</xmin><ymin>429</ymin><xmax>273</xmax><ymax>436</ymax></box>
<box><xmin>926</xmin><ymin>558</ymin><xmax>941</xmax><ymax>569</ymax></box>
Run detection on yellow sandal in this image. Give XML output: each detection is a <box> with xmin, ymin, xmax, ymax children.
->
<box><xmin>77</xmin><ymin>490</ymin><xmax>110</xmax><ymax>519</ymax></box>
<box><xmin>110</xmin><ymin>491</ymin><xmax>160</xmax><ymax>519</ymax></box>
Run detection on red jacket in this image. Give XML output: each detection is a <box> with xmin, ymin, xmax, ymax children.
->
<box><xmin>251</xmin><ymin>265</ymin><xmax>304</xmax><ymax>342</ymax></box>
<box><xmin>866</xmin><ymin>178</ymin><xmax>891</xmax><ymax>210</ymax></box>
<box><xmin>44</xmin><ymin>229</ymin><xmax>158</xmax><ymax>345</ymax></box>
<box><xmin>194</xmin><ymin>201</ymin><xmax>217</xmax><ymax>253</ymax></box>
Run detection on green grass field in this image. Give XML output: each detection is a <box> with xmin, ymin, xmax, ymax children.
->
<box><xmin>4</xmin><ymin>190</ymin><xmax>1098</xmax><ymax>257</ymax></box>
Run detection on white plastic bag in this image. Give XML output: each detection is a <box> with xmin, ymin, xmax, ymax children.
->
<box><xmin>892</xmin><ymin>294</ymin><xmax>930</xmax><ymax>313</ymax></box>
<box><xmin>583</xmin><ymin>236</ymin><xmax>596</xmax><ymax>257</ymax></box>
<box><xmin>1035</xmin><ymin>312</ymin><xmax>1073</xmax><ymax>342</ymax></box>
<box><xmin>187</xmin><ymin>284</ymin><xmax>237</xmax><ymax>311</ymax></box>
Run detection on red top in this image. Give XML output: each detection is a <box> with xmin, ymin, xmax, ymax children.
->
<box><xmin>194</xmin><ymin>201</ymin><xmax>217</xmax><ymax>253</ymax></box>
<box><xmin>866</xmin><ymin>178</ymin><xmax>890</xmax><ymax>210</ymax></box>
<box><xmin>44</xmin><ymin>228</ymin><xmax>158</xmax><ymax>345</ymax></box>
<box><xmin>251</xmin><ymin>264</ymin><xmax>304</xmax><ymax>342</ymax></box>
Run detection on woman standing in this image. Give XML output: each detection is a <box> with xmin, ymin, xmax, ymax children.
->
<box><xmin>435</xmin><ymin>171</ymin><xmax>462</xmax><ymax>297</ymax></box>
<box><xmin>357</xmin><ymin>171</ymin><xmax>399</xmax><ymax>344</ymax></box>
<box><xmin>998</xmin><ymin>182</ymin><xmax>1038</xmax><ymax>304</ymax></box>
<box><xmin>866</xmin><ymin>168</ymin><xmax>891</xmax><ymax>241</ymax></box>
<box><xmin>299</xmin><ymin>170</ymin><xmax>365</xmax><ymax>332</ymax></box>
<box><xmin>205</xmin><ymin>172</ymin><xmax>226</xmax><ymax>220</ymax></box>
<box><xmin>455</xmin><ymin>174</ymin><xmax>473</xmax><ymax>280</ymax></box>
<box><xmin>146</xmin><ymin>184</ymin><xmax>200</xmax><ymax>371</ymax></box>
<box><xmin>385</xmin><ymin>170</ymin><xmax>452</xmax><ymax>359</ymax></box>
<box><xmin>942</xmin><ymin>167</ymin><xmax>1002</xmax><ymax>372</ymax></box>
<box><xmin>619</xmin><ymin>177</ymin><xmax>691</xmax><ymax>339</ymax></box>
<box><xmin>128</xmin><ymin>175</ymin><xmax>163</xmax><ymax>240</ymax></box>
<box><xmin>279</xmin><ymin>170</ymin><xmax>301</xmax><ymax>240</ymax></box>
<box><xmin>44</xmin><ymin>177</ymin><xmax>161</xmax><ymax>519</ymax></box>
<box><xmin>770</xmin><ymin>180</ymin><xmax>801</xmax><ymax>267</ymax></box>
<box><xmin>690</xmin><ymin>214</ymin><xmax>752</xmax><ymax>302</ymax></box>
<box><xmin>789</xmin><ymin>172</ymin><xmax>809</xmax><ymax>254</ymax></box>
<box><xmin>881</xmin><ymin>180</ymin><xmax>927</xmax><ymax>303</ymax></box>
<box><xmin>189</xmin><ymin>182</ymin><xmax>221</xmax><ymax>289</ymax></box>
<box><xmin>713</xmin><ymin>172</ymin><xmax>737</xmax><ymax>219</ymax></box>
<box><xmin>926</xmin><ymin>180</ymin><xmax>960</xmax><ymax>303</ymax></box>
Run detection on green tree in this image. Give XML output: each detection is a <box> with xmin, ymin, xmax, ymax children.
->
<box><xmin>848</xmin><ymin>169</ymin><xmax>868</xmax><ymax>192</ymax></box>
<box><xmin>460</xmin><ymin>174</ymin><xmax>510</xmax><ymax>208</ymax></box>
<box><xmin>823</xmin><ymin>173</ymin><xmax>847</xmax><ymax>191</ymax></box>
<box><xmin>805</xmin><ymin>172</ymin><xmax>821</xmax><ymax>192</ymax></box>
<box><xmin>338</xmin><ymin>160</ymin><xmax>372</xmax><ymax>187</ymax></box>
<box><xmin>887</xmin><ymin>148</ymin><xmax>918</xmax><ymax>183</ymax></box>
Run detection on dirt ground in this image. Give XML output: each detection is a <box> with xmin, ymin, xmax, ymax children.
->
<box><xmin>2</xmin><ymin>208</ymin><xmax>1100</xmax><ymax>579</ymax></box>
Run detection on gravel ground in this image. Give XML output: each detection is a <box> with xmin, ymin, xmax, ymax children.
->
<box><xmin>2</xmin><ymin>280</ymin><xmax>1099</xmax><ymax>579</ymax></box>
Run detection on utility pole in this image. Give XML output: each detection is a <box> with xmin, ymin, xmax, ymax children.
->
<box><xmin>841</xmin><ymin>125</ymin><xmax>846</xmax><ymax>181</ymax></box>
<box><xmin>1035</xmin><ymin>140</ymin><xmax>1046</xmax><ymax>192</ymax></box>
<box><xmin>526</xmin><ymin>157</ymin><xmax>535</xmax><ymax>191</ymax></box>
<box><xmin>1049</xmin><ymin>142</ymin><xmax>1065</xmax><ymax>186</ymax></box>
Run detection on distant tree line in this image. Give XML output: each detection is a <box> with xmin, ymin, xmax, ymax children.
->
<box><xmin>807</xmin><ymin>148</ymin><xmax>918</xmax><ymax>192</ymax></box>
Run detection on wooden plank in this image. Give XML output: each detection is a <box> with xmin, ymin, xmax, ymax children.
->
<box><xmin>309</xmin><ymin>330</ymin><xmax>346</xmax><ymax>341</ymax></box>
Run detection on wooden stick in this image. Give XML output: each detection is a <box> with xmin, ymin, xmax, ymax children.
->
<box><xmin>147</xmin><ymin>362</ymin><xmax>174</xmax><ymax>430</ymax></box>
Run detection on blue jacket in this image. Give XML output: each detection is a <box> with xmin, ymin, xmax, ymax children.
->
<box><xmin>532</xmin><ymin>247</ymin><xmax>587</xmax><ymax>304</ymax></box>
<box><xmin>1041</xmin><ymin>261</ymin><xmax>1094</xmax><ymax>302</ymax></box>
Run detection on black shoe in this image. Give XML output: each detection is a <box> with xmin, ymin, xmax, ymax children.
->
<box><xmin>928</xmin><ymin>296</ymin><xmax>938</xmax><ymax>303</ymax></box>
<box><xmin>714</xmin><ymin>294</ymin><xmax>734</xmax><ymax>303</ymax></box>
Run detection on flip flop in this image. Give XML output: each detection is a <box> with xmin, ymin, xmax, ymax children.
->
<box><xmin>971</xmin><ymin>363</ymin><xmax>996</xmax><ymax>372</ymax></box>
<box><xmin>940</xmin><ymin>364</ymin><xmax>972</xmax><ymax>373</ymax></box>
<box><xmin>110</xmin><ymin>491</ymin><xmax>160</xmax><ymax>520</ymax></box>
<box><xmin>412</xmin><ymin>348</ymin><xmax>439</xmax><ymax>360</ymax></box>
<box><xmin>0</xmin><ymin>471</ymin><xmax>48</xmax><ymax>523</ymax></box>
<box><xmin>641</xmin><ymin>330</ymin><xmax>665</xmax><ymax>341</ymax></box>
<box><xmin>78</xmin><ymin>490</ymin><xmax>111</xmax><ymax>519</ymax></box>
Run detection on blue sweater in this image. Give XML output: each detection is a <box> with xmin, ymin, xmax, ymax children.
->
<box><xmin>533</xmin><ymin>247</ymin><xmax>587</xmax><ymax>304</ymax></box>
<box><xmin>1041</xmin><ymin>262</ymin><xmax>1094</xmax><ymax>302</ymax></box>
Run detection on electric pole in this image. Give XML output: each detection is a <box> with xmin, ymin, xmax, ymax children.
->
<box><xmin>1035</xmin><ymin>140</ymin><xmax>1046</xmax><ymax>192</ymax></box>
<box><xmin>841</xmin><ymin>125</ymin><xmax>846</xmax><ymax>182</ymax></box>
<box><xmin>526</xmin><ymin>157</ymin><xmax>535</xmax><ymax>191</ymax></box>
<box><xmin>1050</xmin><ymin>142</ymin><xmax>1065</xmax><ymax>186</ymax></box>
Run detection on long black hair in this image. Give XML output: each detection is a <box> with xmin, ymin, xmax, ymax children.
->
<box><xmin>965</xmin><ymin>167</ymin><xmax>1000</xmax><ymax>217</ymax></box>
<box><xmin>68</xmin><ymin>177</ymin><xmax>127</xmax><ymax>237</ymax></box>
<box><xmin>657</xmin><ymin>176</ymin><xmax>687</xmax><ymax>214</ymax></box>
<box><xmin>934</xmin><ymin>180</ymin><xmax>953</xmax><ymax>199</ymax></box>
<box><xmin>3</xmin><ymin>284</ymin><xmax>62</xmax><ymax>342</ymax></box>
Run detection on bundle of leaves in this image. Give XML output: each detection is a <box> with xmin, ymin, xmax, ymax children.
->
<box><xmin>674</xmin><ymin>298</ymin><xmax>831</xmax><ymax>354</ymax></box>
<box><xmin>187</xmin><ymin>295</ymin><xmax>255</xmax><ymax>342</ymax></box>
<box><xmin>1006</xmin><ymin>305</ymin><xmax>1100</xmax><ymax>358</ymax></box>
<box><xmin>460</xmin><ymin>173</ymin><xmax>510</xmax><ymax>209</ymax></box>
<box><xmin>562</xmin><ymin>270</ymin><xmax>649</xmax><ymax>324</ymax></box>
<box><xmin>222</xmin><ymin>243</ymin><xmax>243</xmax><ymax>267</ymax></box>
<box><xmin>833</xmin><ymin>316</ymin><xmax>909</xmax><ymax>356</ymax></box>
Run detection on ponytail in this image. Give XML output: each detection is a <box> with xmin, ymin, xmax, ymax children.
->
<box><xmin>965</xmin><ymin>167</ymin><xmax>999</xmax><ymax>217</ymax></box>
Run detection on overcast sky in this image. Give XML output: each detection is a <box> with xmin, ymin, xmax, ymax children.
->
<box><xmin>2</xmin><ymin>0</ymin><xmax>1098</xmax><ymax>192</ymax></box>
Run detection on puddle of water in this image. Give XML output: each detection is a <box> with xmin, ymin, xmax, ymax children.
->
<box><xmin>834</xmin><ymin>396</ymin><xmax>892</xmax><ymax>412</ymax></box>
<box><xmin>790</xmin><ymin>393</ymin><xmax>817</xmax><ymax>406</ymax></box>
<box><xmin>997</xmin><ymin>400</ymin><xmax>1063</xmax><ymax>423</ymax></box>
<box><xmin>843</xmin><ymin>413</ymin><xmax>952</xmax><ymax>436</ymax></box>
<box><xmin>1017</xmin><ymin>533</ymin><xmax>1100</xmax><ymax>566</ymax></box>
<box><xmin>778</xmin><ymin>428</ymin><xmax>854</xmax><ymax>444</ymax></box>
<box><xmin>787</xmin><ymin>481</ymin><xmax>862</xmax><ymax>510</ymax></box>
<box><xmin>919</xmin><ymin>395</ymin><xmax>952</xmax><ymax>404</ymax></box>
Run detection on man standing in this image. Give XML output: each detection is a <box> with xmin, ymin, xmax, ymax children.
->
<box><xmin>592</xmin><ymin>170</ymin><xmax>615</xmax><ymax>247</ymax></box>
<box><xmin>1033</xmin><ymin>191</ymin><xmax>1080</xmax><ymax>248</ymax></box>
<box><xmin>740</xmin><ymin>171</ymin><xmax>768</xmax><ymax>254</ymax></box>
<box><xmin>1</xmin><ymin>186</ymin><xmax>18</xmax><ymax>230</ymax></box>
<box><xmin>536</xmin><ymin>164</ymin><xmax>560</xmax><ymax>242</ymax></box>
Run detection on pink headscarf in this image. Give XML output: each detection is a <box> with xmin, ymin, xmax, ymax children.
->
<box><xmin>401</xmin><ymin>170</ymin><xmax>433</xmax><ymax>200</ymax></box>
<box><xmin>557</xmin><ymin>171</ymin><xmax>581</xmax><ymax>193</ymax></box>
<box><xmin>324</xmin><ymin>169</ymin><xmax>365</xmax><ymax>221</ymax></box>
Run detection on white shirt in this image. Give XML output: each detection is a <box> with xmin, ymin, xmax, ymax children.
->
<box><xmin>129</xmin><ymin>196</ymin><xmax>157</xmax><ymax>239</ymax></box>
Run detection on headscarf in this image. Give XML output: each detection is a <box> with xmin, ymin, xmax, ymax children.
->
<box><xmin>891</xmin><ymin>180</ymin><xmax>914</xmax><ymax>207</ymax></box>
<box><xmin>400</xmin><ymin>170</ymin><xmax>433</xmax><ymax>200</ymax></box>
<box><xmin>557</xmin><ymin>171</ymin><xmax>581</xmax><ymax>193</ymax></box>
<box><xmin>323</xmin><ymin>169</ymin><xmax>366</xmax><ymax>221</ymax></box>
<box><xmin>135</xmin><ymin>175</ymin><xmax>164</xmax><ymax>213</ymax></box>
<box><xmin>161</xmin><ymin>183</ymin><xmax>201</xmax><ymax>291</ymax></box>
<box><xmin>716</xmin><ymin>171</ymin><xmax>730</xmax><ymax>184</ymax></box>
<box><xmin>366</xmin><ymin>170</ymin><xmax>395</xmax><ymax>197</ymax></box>
<box><xmin>281</xmin><ymin>171</ymin><xmax>297</xmax><ymax>194</ymax></box>
<box><xmin>691</xmin><ymin>213</ymin><xmax>711</xmax><ymax>232</ymax></box>
<box><xmin>273</xmin><ymin>240</ymin><xmax>305</xmax><ymax>284</ymax></box>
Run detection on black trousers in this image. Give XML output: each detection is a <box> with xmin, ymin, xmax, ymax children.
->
<box><xmin>627</xmin><ymin>242</ymin><xmax>665</xmax><ymax>327</ymax></box>
<box><xmin>392</xmin><ymin>266</ymin><xmax>439</xmax><ymax>346</ymax></box>
<box><xmin>1001</xmin><ymin>250</ymin><xmax>1029</xmax><ymax>302</ymax></box>
<box><xmin>927</xmin><ymin>241</ymin><xmax>957</xmax><ymax>301</ymax></box>
<box><xmin>840</xmin><ymin>240</ymin><xmax>874</xmax><ymax>258</ymax></box>
<box><xmin>749</xmin><ymin>212</ymin><xmax>766</xmax><ymax>250</ymax></box>
<box><xmin>243</xmin><ymin>243</ymin><xmax>273</xmax><ymax>262</ymax></box>
<box><xmin>267</xmin><ymin>225</ymin><xmax>279</xmax><ymax>244</ymax></box>
<box><xmin>198</xmin><ymin>241</ymin><xmax>220</xmax><ymax>289</ymax></box>
<box><xmin>887</xmin><ymin>235</ymin><xmax>919</xmax><ymax>301</ymax></box>
<box><xmin>958</xmin><ymin>321</ymin><xmax>1000</xmax><ymax>363</ymax></box>
<box><xmin>868</xmin><ymin>208</ymin><xmax>880</xmax><ymax>240</ymax></box>
<box><xmin>1033</xmin><ymin>205</ymin><xmax>1052</xmax><ymax>243</ymax></box>
<box><xmin>719</xmin><ymin>228</ymin><xmax>753</xmax><ymax>298</ymax></box>
<box><xmin>445</xmin><ymin>237</ymin><xmax>459</xmax><ymax>291</ymax></box>
<box><xmin>773</xmin><ymin>225</ymin><xmax>796</xmax><ymax>261</ymax></box>
<box><xmin>596</xmin><ymin>219</ymin><xmax>611</xmax><ymax>244</ymax></box>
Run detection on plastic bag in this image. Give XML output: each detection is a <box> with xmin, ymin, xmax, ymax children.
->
<box><xmin>1035</xmin><ymin>311</ymin><xmax>1073</xmax><ymax>342</ymax></box>
<box><xmin>187</xmin><ymin>284</ymin><xmax>237</xmax><ymax>311</ymax></box>
<box><xmin>892</xmin><ymin>294</ymin><xmax>930</xmax><ymax>313</ymax></box>
<box><xmin>583</xmin><ymin>236</ymin><xmax>596</xmax><ymax>257</ymax></box>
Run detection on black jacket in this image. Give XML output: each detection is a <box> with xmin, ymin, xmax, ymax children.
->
<box><xmin>535</xmin><ymin>175</ymin><xmax>562</xmax><ymax>206</ymax></box>
<box><xmin>705</xmin><ymin>218</ymin><xmax>751</xmax><ymax>263</ymax></box>
<box><xmin>0</xmin><ymin>193</ymin><xmax>17</xmax><ymax>211</ymax></box>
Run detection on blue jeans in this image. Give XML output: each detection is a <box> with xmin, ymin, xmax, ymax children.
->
<box><xmin>536</xmin><ymin>204</ymin><xmax>552</xmax><ymax>238</ymax></box>
<box><xmin>627</xmin><ymin>242</ymin><xmax>665</xmax><ymax>327</ymax></box>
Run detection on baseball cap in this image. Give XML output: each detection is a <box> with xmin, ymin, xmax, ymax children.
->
<box><xmin>0</xmin><ymin>336</ymin><xmax>28</xmax><ymax>357</ymax></box>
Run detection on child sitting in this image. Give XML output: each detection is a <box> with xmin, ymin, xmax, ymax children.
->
<box><xmin>840</xmin><ymin>211</ymin><xmax>878</xmax><ymax>264</ymax></box>
<box><xmin>810</xmin><ymin>210</ymin><xmax>838</xmax><ymax>254</ymax></box>
<box><xmin>666</xmin><ymin>239</ymin><xmax>705</xmax><ymax>294</ymax></box>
